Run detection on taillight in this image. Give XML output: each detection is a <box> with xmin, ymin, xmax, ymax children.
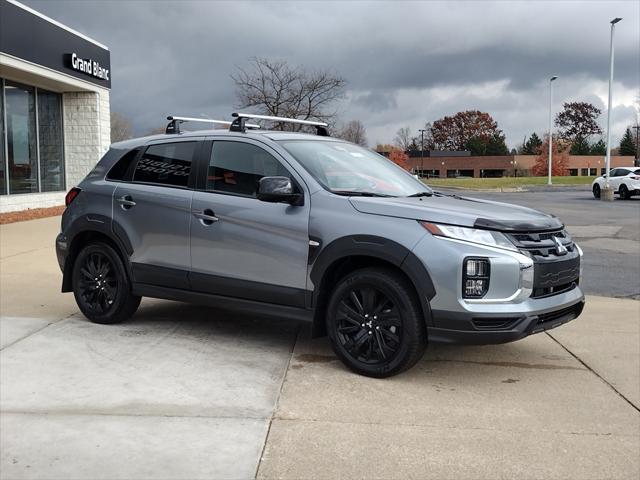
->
<box><xmin>65</xmin><ymin>187</ymin><xmax>81</xmax><ymax>206</ymax></box>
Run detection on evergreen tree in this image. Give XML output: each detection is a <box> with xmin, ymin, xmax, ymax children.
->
<box><xmin>464</xmin><ymin>136</ymin><xmax>486</xmax><ymax>155</ymax></box>
<box><xmin>485</xmin><ymin>133</ymin><xmax>509</xmax><ymax>155</ymax></box>
<box><xmin>570</xmin><ymin>135</ymin><xmax>591</xmax><ymax>155</ymax></box>
<box><xmin>589</xmin><ymin>139</ymin><xmax>606</xmax><ymax>155</ymax></box>
<box><xmin>522</xmin><ymin>133</ymin><xmax>542</xmax><ymax>154</ymax></box>
<box><xmin>619</xmin><ymin>128</ymin><xmax>636</xmax><ymax>156</ymax></box>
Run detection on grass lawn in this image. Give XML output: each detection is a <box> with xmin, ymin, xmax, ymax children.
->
<box><xmin>424</xmin><ymin>176</ymin><xmax>596</xmax><ymax>190</ymax></box>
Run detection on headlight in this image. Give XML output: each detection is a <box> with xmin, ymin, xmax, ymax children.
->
<box><xmin>420</xmin><ymin>222</ymin><xmax>517</xmax><ymax>252</ymax></box>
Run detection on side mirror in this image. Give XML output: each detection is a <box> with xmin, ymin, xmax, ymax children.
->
<box><xmin>257</xmin><ymin>176</ymin><xmax>303</xmax><ymax>206</ymax></box>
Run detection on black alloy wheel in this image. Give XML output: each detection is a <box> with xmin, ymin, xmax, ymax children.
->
<box><xmin>72</xmin><ymin>243</ymin><xmax>140</xmax><ymax>324</ymax></box>
<box><xmin>335</xmin><ymin>286</ymin><xmax>402</xmax><ymax>365</ymax></box>
<box><xmin>593</xmin><ymin>184</ymin><xmax>601</xmax><ymax>199</ymax></box>
<box><xmin>326</xmin><ymin>267</ymin><xmax>427</xmax><ymax>378</ymax></box>
<box><xmin>619</xmin><ymin>184</ymin><xmax>629</xmax><ymax>200</ymax></box>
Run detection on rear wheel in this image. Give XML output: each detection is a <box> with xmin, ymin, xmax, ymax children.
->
<box><xmin>72</xmin><ymin>242</ymin><xmax>140</xmax><ymax>324</ymax></box>
<box><xmin>619</xmin><ymin>184</ymin><xmax>629</xmax><ymax>200</ymax></box>
<box><xmin>326</xmin><ymin>267</ymin><xmax>427</xmax><ymax>378</ymax></box>
<box><xmin>592</xmin><ymin>184</ymin><xmax>601</xmax><ymax>199</ymax></box>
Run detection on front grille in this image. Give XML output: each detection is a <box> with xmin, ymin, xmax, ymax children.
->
<box><xmin>506</xmin><ymin>228</ymin><xmax>581</xmax><ymax>299</ymax></box>
<box><xmin>531</xmin><ymin>281</ymin><xmax>577</xmax><ymax>299</ymax></box>
<box><xmin>507</xmin><ymin>229</ymin><xmax>575</xmax><ymax>259</ymax></box>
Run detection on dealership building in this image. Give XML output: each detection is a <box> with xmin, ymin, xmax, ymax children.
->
<box><xmin>0</xmin><ymin>0</ymin><xmax>110</xmax><ymax>213</ymax></box>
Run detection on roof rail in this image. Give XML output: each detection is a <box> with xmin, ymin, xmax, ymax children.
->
<box><xmin>165</xmin><ymin>115</ymin><xmax>260</xmax><ymax>134</ymax></box>
<box><xmin>230</xmin><ymin>112</ymin><xmax>329</xmax><ymax>136</ymax></box>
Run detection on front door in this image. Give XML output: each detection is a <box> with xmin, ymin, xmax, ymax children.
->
<box><xmin>112</xmin><ymin>140</ymin><xmax>198</xmax><ymax>289</ymax></box>
<box><xmin>190</xmin><ymin>138</ymin><xmax>310</xmax><ymax>307</ymax></box>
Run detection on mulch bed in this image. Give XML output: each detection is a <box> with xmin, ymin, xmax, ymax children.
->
<box><xmin>0</xmin><ymin>205</ymin><xmax>65</xmax><ymax>224</ymax></box>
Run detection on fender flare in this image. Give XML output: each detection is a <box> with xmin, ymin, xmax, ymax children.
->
<box><xmin>61</xmin><ymin>214</ymin><xmax>134</xmax><ymax>292</ymax></box>
<box><xmin>309</xmin><ymin>235</ymin><xmax>436</xmax><ymax>334</ymax></box>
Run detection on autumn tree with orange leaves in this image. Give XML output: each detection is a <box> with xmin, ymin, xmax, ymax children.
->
<box><xmin>430</xmin><ymin>110</ymin><xmax>507</xmax><ymax>154</ymax></box>
<box><xmin>531</xmin><ymin>136</ymin><xmax>570</xmax><ymax>176</ymax></box>
<box><xmin>388</xmin><ymin>148</ymin><xmax>410</xmax><ymax>171</ymax></box>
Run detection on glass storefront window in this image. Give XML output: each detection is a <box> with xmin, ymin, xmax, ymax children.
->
<box><xmin>5</xmin><ymin>81</ymin><xmax>38</xmax><ymax>194</ymax></box>
<box><xmin>0</xmin><ymin>81</ymin><xmax>6</xmax><ymax>195</ymax></box>
<box><xmin>0</xmin><ymin>79</ymin><xmax>65</xmax><ymax>195</ymax></box>
<box><xmin>37</xmin><ymin>89</ymin><xmax>64</xmax><ymax>192</ymax></box>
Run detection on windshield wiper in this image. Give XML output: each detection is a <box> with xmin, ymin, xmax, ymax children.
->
<box><xmin>407</xmin><ymin>191</ymin><xmax>433</xmax><ymax>198</ymax></box>
<box><xmin>332</xmin><ymin>191</ymin><xmax>395</xmax><ymax>197</ymax></box>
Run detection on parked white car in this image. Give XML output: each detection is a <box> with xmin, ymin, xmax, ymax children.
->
<box><xmin>592</xmin><ymin>166</ymin><xmax>640</xmax><ymax>199</ymax></box>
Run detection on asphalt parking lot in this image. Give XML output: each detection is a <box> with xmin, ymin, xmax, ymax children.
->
<box><xmin>1</xmin><ymin>192</ymin><xmax>639</xmax><ymax>480</ymax></box>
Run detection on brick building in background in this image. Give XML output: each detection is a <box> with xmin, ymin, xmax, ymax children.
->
<box><xmin>378</xmin><ymin>150</ymin><xmax>636</xmax><ymax>178</ymax></box>
<box><xmin>0</xmin><ymin>0</ymin><xmax>111</xmax><ymax>213</ymax></box>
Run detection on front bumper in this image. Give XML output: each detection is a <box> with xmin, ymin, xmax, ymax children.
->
<box><xmin>429</xmin><ymin>294</ymin><xmax>585</xmax><ymax>344</ymax></box>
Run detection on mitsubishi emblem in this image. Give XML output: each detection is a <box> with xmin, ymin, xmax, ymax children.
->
<box><xmin>553</xmin><ymin>236</ymin><xmax>568</xmax><ymax>256</ymax></box>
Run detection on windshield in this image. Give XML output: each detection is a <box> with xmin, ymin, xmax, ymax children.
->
<box><xmin>278</xmin><ymin>140</ymin><xmax>432</xmax><ymax>197</ymax></box>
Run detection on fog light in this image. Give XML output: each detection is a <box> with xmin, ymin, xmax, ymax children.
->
<box><xmin>463</xmin><ymin>258</ymin><xmax>490</xmax><ymax>298</ymax></box>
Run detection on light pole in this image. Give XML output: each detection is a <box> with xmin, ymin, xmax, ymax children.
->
<box><xmin>547</xmin><ymin>75</ymin><xmax>558</xmax><ymax>185</ymax></box>
<box><xmin>419</xmin><ymin>128</ymin><xmax>427</xmax><ymax>176</ymax></box>
<box><xmin>604</xmin><ymin>17</ymin><xmax>623</xmax><ymax>198</ymax></box>
<box><xmin>632</xmin><ymin>124</ymin><xmax>639</xmax><ymax>166</ymax></box>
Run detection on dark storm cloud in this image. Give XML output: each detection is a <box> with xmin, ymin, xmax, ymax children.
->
<box><xmin>24</xmin><ymin>0</ymin><xmax>640</xmax><ymax>144</ymax></box>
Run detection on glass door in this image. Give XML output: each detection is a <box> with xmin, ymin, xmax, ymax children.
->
<box><xmin>5</xmin><ymin>81</ymin><xmax>38</xmax><ymax>194</ymax></box>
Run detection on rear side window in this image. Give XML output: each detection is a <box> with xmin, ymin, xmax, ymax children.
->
<box><xmin>133</xmin><ymin>142</ymin><xmax>195</xmax><ymax>187</ymax></box>
<box><xmin>207</xmin><ymin>141</ymin><xmax>291</xmax><ymax>197</ymax></box>
<box><xmin>106</xmin><ymin>148</ymin><xmax>140</xmax><ymax>181</ymax></box>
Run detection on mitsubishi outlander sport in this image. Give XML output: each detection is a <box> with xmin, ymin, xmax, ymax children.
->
<box><xmin>56</xmin><ymin>113</ymin><xmax>585</xmax><ymax>377</ymax></box>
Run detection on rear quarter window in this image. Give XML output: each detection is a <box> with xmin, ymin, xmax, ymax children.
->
<box><xmin>106</xmin><ymin>148</ymin><xmax>141</xmax><ymax>181</ymax></box>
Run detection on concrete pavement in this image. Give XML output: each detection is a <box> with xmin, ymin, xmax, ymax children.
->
<box><xmin>1</xmin><ymin>216</ymin><xmax>639</xmax><ymax>479</ymax></box>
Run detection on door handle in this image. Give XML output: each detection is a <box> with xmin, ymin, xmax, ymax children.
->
<box><xmin>193</xmin><ymin>209</ymin><xmax>219</xmax><ymax>225</ymax></box>
<box><xmin>117</xmin><ymin>195</ymin><xmax>136</xmax><ymax>209</ymax></box>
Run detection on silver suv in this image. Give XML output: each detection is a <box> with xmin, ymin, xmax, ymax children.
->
<box><xmin>56</xmin><ymin>113</ymin><xmax>585</xmax><ymax>377</ymax></box>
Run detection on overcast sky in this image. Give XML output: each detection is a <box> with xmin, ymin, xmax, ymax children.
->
<box><xmin>26</xmin><ymin>0</ymin><xmax>640</xmax><ymax>148</ymax></box>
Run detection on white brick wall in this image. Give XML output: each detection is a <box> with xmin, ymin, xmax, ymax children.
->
<box><xmin>0</xmin><ymin>88</ymin><xmax>110</xmax><ymax>214</ymax></box>
<box><xmin>0</xmin><ymin>192</ymin><xmax>66</xmax><ymax>213</ymax></box>
<box><xmin>63</xmin><ymin>90</ymin><xmax>110</xmax><ymax>188</ymax></box>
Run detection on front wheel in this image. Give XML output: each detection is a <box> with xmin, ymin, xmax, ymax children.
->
<box><xmin>592</xmin><ymin>184</ymin><xmax>601</xmax><ymax>199</ymax></box>
<box><xmin>72</xmin><ymin>242</ymin><xmax>141</xmax><ymax>324</ymax></box>
<box><xmin>326</xmin><ymin>267</ymin><xmax>427</xmax><ymax>378</ymax></box>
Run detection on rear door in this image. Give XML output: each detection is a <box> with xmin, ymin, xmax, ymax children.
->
<box><xmin>189</xmin><ymin>137</ymin><xmax>311</xmax><ymax>307</ymax></box>
<box><xmin>112</xmin><ymin>139</ymin><xmax>200</xmax><ymax>289</ymax></box>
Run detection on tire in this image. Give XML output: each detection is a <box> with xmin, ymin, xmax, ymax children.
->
<box><xmin>326</xmin><ymin>267</ymin><xmax>427</xmax><ymax>378</ymax></box>
<box><xmin>619</xmin><ymin>184</ymin><xmax>629</xmax><ymax>200</ymax></box>
<box><xmin>592</xmin><ymin>184</ymin><xmax>601</xmax><ymax>199</ymax></box>
<box><xmin>72</xmin><ymin>242</ymin><xmax>141</xmax><ymax>324</ymax></box>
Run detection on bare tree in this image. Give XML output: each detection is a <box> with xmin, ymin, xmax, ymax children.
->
<box><xmin>394</xmin><ymin>126</ymin><xmax>412</xmax><ymax>151</ymax></box>
<box><xmin>231</xmin><ymin>57</ymin><xmax>346</xmax><ymax>131</ymax></box>
<box><xmin>336</xmin><ymin>120</ymin><xmax>367</xmax><ymax>146</ymax></box>
<box><xmin>110</xmin><ymin>111</ymin><xmax>133</xmax><ymax>143</ymax></box>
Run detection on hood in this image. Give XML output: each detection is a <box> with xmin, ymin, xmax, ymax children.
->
<box><xmin>349</xmin><ymin>194</ymin><xmax>563</xmax><ymax>232</ymax></box>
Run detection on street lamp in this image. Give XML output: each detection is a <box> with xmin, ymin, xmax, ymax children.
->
<box><xmin>604</xmin><ymin>17</ymin><xmax>622</xmax><ymax>198</ymax></box>
<box><xmin>632</xmin><ymin>124</ymin><xmax>639</xmax><ymax>166</ymax></box>
<box><xmin>547</xmin><ymin>75</ymin><xmax>558</xmax><ymax>185</ymax></box>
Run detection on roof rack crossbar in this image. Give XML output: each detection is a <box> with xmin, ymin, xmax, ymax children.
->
<box><xmin>165</xmin><ymin>115</ymin><xmax>260</xmax><ymax>134</ymax></box>
<box><xmin>230</xmin><ymin>112</ymin><xmax>329</xmax><ymax>136</ymax></box>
